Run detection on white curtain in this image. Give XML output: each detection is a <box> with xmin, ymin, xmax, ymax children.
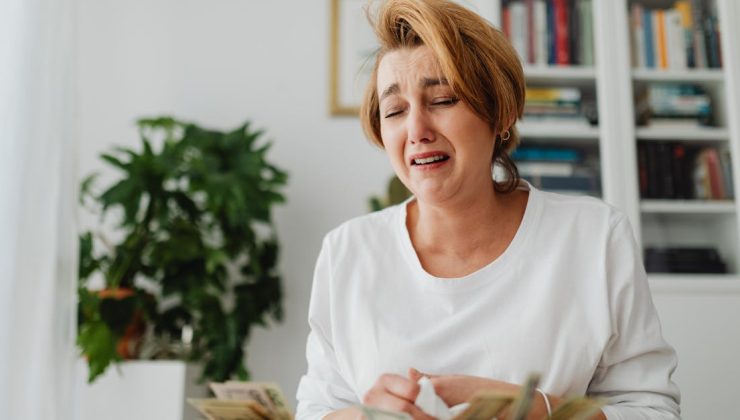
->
<box><xmin>0</xmin><ymin>0</ymin><xmax>78</xmax><ymax>419</ymax></box>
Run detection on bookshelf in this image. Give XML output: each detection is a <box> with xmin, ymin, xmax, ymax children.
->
<box><xmin>476</xmin><ymin>2</ymin><xmax>740</xmax><ymax>416</ymax></box>
<box><xmin>479</xmin><ymin>0</ymin><xmax>740</xmax><ymax>280</ymax></box>
<box><xmin>456</xmin><ymin>1</ymin><xmax>740</xmax><ymax>415</ymax></box>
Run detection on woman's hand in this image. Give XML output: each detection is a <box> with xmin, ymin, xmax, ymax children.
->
<box><xmin>409</xmin><ymin>369</ymin><xmax>519</xmax><ymax>407</ymax></box>
<box><xmin>362</xmin><ymin>373</ymin><xmax>436</xmax><ymax>420</ymax></box>
<box><xmin>407</xmin><ymin>369</ymin><xmax>611</xmax><ymax>420</ymax></box>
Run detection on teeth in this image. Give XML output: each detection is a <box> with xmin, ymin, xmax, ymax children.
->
<box><xmin>413</xmin><ymin>155</ymin><xmax>447</xmax><ymax>165</ymax></box>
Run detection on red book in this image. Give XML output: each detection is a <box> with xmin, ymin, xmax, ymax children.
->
<box><xmin>554</xmin><ymin>0</ymin><xmax>570</xmax><ymax>65</ymax></box>
<box><xmin>503</xmin><ymin>6</ymin><xmax>511</xmax><ymax>40</ymax></box>
<box><xmin>705</xmin><ymin>148</ymin><xmax>726</xmax><ymax>199</ymax></box>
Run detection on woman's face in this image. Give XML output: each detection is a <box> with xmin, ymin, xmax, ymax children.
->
<box><xmin>377</xmin><ymin>46</ymin><xmax>496</xmax><ymax>205</ymax></box>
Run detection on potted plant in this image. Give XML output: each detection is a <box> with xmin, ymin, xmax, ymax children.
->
<box><xmin>77</xmin><ymin>116</ymin><xmax>288</xmax><ymax>385</ymax></box>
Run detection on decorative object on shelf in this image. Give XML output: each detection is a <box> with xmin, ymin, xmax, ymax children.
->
<box><xmin>78</xmin><ymin>116</ymin><xmax>288</xmax><ymax>383</ymax></box>
<box><xmin>369</xmin><ymin>175</ymin><xmax>412</xmax><ymax>211</ymax></box>
<box><xmin>330</xmin><ymin>0</ymin><xmax>378</xmax><ymax>116</ymax></box>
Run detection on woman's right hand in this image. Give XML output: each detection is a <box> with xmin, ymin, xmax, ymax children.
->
<box><xmin>361</xmin><ymin>373</ymin><xmax>436</xmax><ymax>420</ymax></box>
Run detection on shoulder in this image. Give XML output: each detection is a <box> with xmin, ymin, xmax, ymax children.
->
<box><xmin>534</xmin><ymin>189</ymin><xmax>628</xmax><ymax>231</ymax></box>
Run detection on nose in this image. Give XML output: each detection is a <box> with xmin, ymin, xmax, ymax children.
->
<box><xmin>407</xmin><ymin>106</ymin><xmax>435</xmax><ymax>145</ymax></box>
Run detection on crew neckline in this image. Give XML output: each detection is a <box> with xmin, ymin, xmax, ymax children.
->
<box><xmin>395</xmin><ymin>181</ymin><xmax>542</xmax><ymax>293</ymax></box>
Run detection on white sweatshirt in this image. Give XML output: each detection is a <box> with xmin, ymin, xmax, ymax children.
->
<box><xmin>296</xmin><ymin>183</ymin><xmax>680</xmax><ymax>419</ymax></box>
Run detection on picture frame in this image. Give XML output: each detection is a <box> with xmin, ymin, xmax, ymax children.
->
<box><xmin>329</xmin><ymin>0</ymin><xmax>379</xmax><ymax>116</ymax></box>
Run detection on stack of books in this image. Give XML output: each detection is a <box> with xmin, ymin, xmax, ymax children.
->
<box><xmin>525</xmin><ymin>87</ymin><xmax>579</xmax><ymax>120</ymax></box>
<box><xmin>512</xmin><ymin>146</ymin><xmax>601</xmax><ymax>196</ymax></box>
<box><xmin>502</xmin><ymin>0</ymin><xmax>594</xmax><ymax>66</ymax></box>
<box><xmin>629</xmin><ymin>0</ymin><xmax>722</xmax><ymax>70</ymax></box>
<box><xmin>637</xmin><ymin>142</ymin><xmax>733</xmax><ymax>200</ymax></box>
<box><xmin>635</xmin><ymin>83</ymin><xmax>712</xmax><ymax>127</ymax></box>
<box><xmin>645</xmin><ymin>247</ymin><xmax>727</xmax><ymax>274</ymax></box>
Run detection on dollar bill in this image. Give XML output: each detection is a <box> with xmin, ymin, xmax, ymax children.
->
<box><xmin>509</xmin><ymin>373</ymin><xmax>540</xmax><ymax>420</ymax></box>
<box><xmin>187</xmin><ymin>398</ymin><xmax>266</xmax><ymax>420</ymax></box>
<box><xmin>210</xmin><ymin>382</ymin><xmax>277</xmax><ymax>415</ymax></box>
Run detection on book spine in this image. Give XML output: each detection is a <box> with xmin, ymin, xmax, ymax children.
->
<box><xmin>510</xmin><ymin>2</ymin><xmax>528</xmax><ymax>62</ymax></box>
<box><xmin>547</xmin><ymin>0</ymin><xmax>556</xmax><ymax>65</ymax></box>
<box><xmin>666</xmin><ymin>9</ymin><xmax>687</xmax><ymax>69</ymax></box>
<box><xmin>720</xmin><ymin>149</ymin><xmax>734</xmax><ymax>199</ymax></box>
<box><xmin>503</xmin><ymin>4</ymin><xmax>512</xmax><ymax>40</ymax></box>
<box><xmin>705</xmin><ymin>16</ymin><xmax>720</xmax><ymax>68</ymax></box>
<box><xmin>579</xmin><ymin>0</ymin><xmax>593</xmax><ymax>66</ymax></box>
<box><xmin>690</xmin><ymin>0</ymin><xmax>707</xmax><ymax>68</ymax></box>
<box><xmin>675</xmin><ymin>0</ymin><xmax>695</xmax><ymax>68</ymax></box>
<box><xmin>534</xmin><ymin>0</ymin><xmax>548</xmax><ymax>66</ymax></box>
<box><xmin>643</xmin><ymin>8</ymin><xmax>655</xmax><ymax>68</ymax></box>
<box><xmin>655</xmin><ymin>10</ymin><xmax>668</xmax><ymax>69</ymax></box>
<box><xmin>630</xmin><ymin>4</ymin><xmax>645</xmax><ymax>68</ymax></box>
<box><xmin>568</xmin><ymin>0</ymin><xmax>580</xmax><ymax>65</ymax></box>
<box><xmin>638</xmin><ymin>142</ymin><xmax>649</xmax><ymax>197</ymax></box>
<box><xmin>526</xmin><ymin>0</ymin><xmax>536</xmax><ymax>64</ymax></box>
<box><xmin>705</xmin><ymin>148</ymin><xmax>725</xmax><ymax>199</ymax></box>
<box><xmin>554</xmin><ymin>0</ymin><xmax>570</xmax><ymax>65</ymax></box>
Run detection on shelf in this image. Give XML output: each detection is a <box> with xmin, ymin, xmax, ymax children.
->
<box><xmin>649</xmin><ymin>274</ymin><xmax>740</xmax><ymax>294</ymax></box>
<box><xmin>518</xmin><ymin>121</ymin><xmax>600</xmax><ymax>139</ymax></box>
<box><xmin>524</xmin><ymin>66</ymin><xmax>596</xmax><ymax>83</ymax></box>
<box><xmin>635</xmin><ymin>126</ymin><xmax>729</xmax><ymax>141</ymax></box>
<box><xmin>640</xmin><ymin>200</ymin><xmax>736</xmax><ymax>214</ymax></box>
<box><xmin>631</xmin><ymin>68</ymin><xmax>724</xmax><ymax>83</ymax></box>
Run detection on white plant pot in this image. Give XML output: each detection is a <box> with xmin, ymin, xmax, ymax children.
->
<box><xmin>75</xmin><ymin>359</ymin><xmax>208</xmax><ymax>420</ymax></box>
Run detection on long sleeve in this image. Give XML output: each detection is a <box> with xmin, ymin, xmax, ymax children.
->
<box><xmin>588</xmin><ymin>215</ymin><xmax>681</xmax><ymax>419</ymax></box>
<box><xmin>295</xmin><ymin>238</ymin><xmax>359</xmax><ymax>420</ymax></box>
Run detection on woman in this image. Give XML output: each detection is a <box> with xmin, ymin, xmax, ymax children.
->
<box><xmin>297</xmin><ymin>0</ymin><xmax>680</xmax><ymax>419</ymax></box>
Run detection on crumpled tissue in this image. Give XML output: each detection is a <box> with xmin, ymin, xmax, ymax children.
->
<box><xmin>414</xmin><ymin>376</ymin><xmax>470</xmax><ymax>420</ymax></box>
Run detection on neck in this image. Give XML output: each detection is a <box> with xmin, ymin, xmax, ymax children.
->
<box><xmin>408</xmin><ymin>180</ymin><xmax>516</xmax><ymax>254</ymax></box>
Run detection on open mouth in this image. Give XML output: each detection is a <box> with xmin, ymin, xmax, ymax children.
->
<box><xmin>411</xmin><ymin>154</ymin><xmax>450</xmax><ymax>166</ymax></box>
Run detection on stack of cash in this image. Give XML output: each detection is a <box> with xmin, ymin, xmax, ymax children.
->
<box><xmin>188</xmin><ymin>381</ymin><xmax>293</xmax><ymax>420</ymax></box>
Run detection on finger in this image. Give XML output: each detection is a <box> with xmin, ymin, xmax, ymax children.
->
<box><xmin>363</xmin><ymin>390</ymin><xmax>435</xmax><ymax>420</ymax></box>
<box><xmin>408</xmin><ymin>368</ymin><xmax>424</xmax><ymax>383</ymax></box>
<box><xmin>379</xmin><ymin>373</ymin><xmax>420</xmax><ymax>401</ymax></box>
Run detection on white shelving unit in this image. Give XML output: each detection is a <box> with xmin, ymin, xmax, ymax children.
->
<box><xmin>640</xmin><ymin>199</ymin><xmax>736</xmax><ymax>214</ymax></box>
<box><xmin>632</xmin><ymin>68</ymin><xmax>724</xmax><ymax>82</ymax></box>
<box><xmin>518</xmin><ymin>121</ymin><xmax>600</xmax><ymax>140</ymax></box>
<box><xmin>476</xmin><ymin>1</ymin><xmax>740</xmax><ymax>416</ymax></box>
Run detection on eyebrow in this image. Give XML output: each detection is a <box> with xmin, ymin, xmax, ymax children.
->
<box><xmin>379</xmin><ymin>77</ymin><xmax>449</xmax><ymax>102</ymax></box>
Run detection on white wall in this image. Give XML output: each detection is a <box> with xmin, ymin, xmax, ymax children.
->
<box><xmin>77</xmin><ymin>0</ymin><xmax>392</xmax><ymax>408</ymax></box>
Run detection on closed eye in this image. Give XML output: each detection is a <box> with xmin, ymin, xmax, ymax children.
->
<box><xmin>384</xmin><ymin>109</ymin><xmax>404</xmax><ymax>119</ymax></box>
<box><xmin>431</xmin><ymin>97</ymin><xmax>459</xmax><ymax>106</ymax></box>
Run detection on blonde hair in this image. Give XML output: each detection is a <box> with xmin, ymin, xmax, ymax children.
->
<box><xmin>360</xmin><ymin>0</ymin><xmax>525</xmax><ymax>192</ymax></box>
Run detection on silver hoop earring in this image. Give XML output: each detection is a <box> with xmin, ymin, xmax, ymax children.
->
<box><xmin>501</xmin><ymin>130</ymin><xmax>511</xmax><ymax>141</ymax></box>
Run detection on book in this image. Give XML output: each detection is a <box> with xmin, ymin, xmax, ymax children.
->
<box><xmin>554</xmin><ymin>0</ymin><xmax>570</xmax><ymax>65</ymax></box>
<box><xmin>645</xmin><ymin>247</ymin><xmax>727</xmax><ymax>274</ymax></box>
<box><xmin>578</xmin><ymin>0</ymin><xmax>593</xmax><ymax>66</ymax></box>
<box><xmin>534</xmin><ymin>0</ymin><xmax>548</xmax><ymax>66</ymax></box>
<box><xmin>630</xmin><ymin>4</ymin><xmax>646</xmax><ymax>68</ymax></box>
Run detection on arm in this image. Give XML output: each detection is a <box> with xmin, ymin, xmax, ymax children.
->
<box><xmin>295</xmin><ymin>239</ymin><xmax>360</xmax><ymax>420</ymax></box>
<box><xmin>587</xmin><ymin>215</ymin><xmax>681</xmax><ymax>419</ymax></box>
